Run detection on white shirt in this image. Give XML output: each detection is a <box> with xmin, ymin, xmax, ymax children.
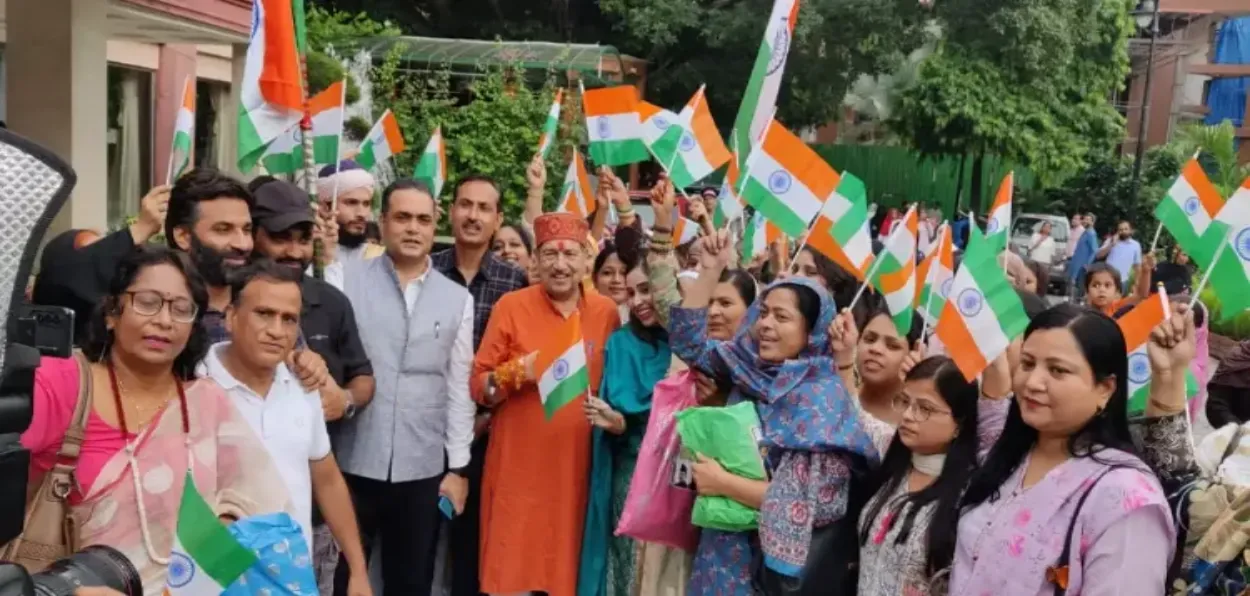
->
<box><xmin>325</xmin><ymin>257</ymin><xmax>476</xmax><ymax>469</ymax></box>
<box><xmin>1067</xmin><ymin>225</ymin><xmax>1085</xmax><ymax>257</ymax></box>
<box><xmin>1029</xmin><ymin>233</ymin><xmax>1057</xmax><ymax>265</ymax></box>
<box><xmin>201</xmin><ymin>343</ymin><xmax>331</xmax><ymax>548</ymax></box>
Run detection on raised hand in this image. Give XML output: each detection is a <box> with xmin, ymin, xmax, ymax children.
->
<box><xmin>899</xmin><ymin>340</ymin><xmax>926</xmax><ymax>381</ymax></box>
<box><xmin>1147</xmin><ymin>302</ymin><xmax>1196</xmax><ymax>379</ymax></box>
<box><xmin>650</xmin><ymin>176</ymin><xmax>676</xmax><ymax>230</ymax></box>
<box><xmin>828</xmin><ymin>308</ymin><xmax>859</xmax><ymax>367</ymax></box>
<box><xmin>595</xmin><ymin>167</ymin><xmax>612</xmax><ymax>211</ymax></box>
<box><xmin>688</xmin><ymin>198</ymin><xmax>709</xmax><ymax>224</ymax></box>
<box><xmin>700</xmin><ymin>229</ymin><xmax>734</xmax><ymax>270</ymax></box>
<box><xmin>526</xmin><ymin>153</ymin><xmax>547</xmax><ymax>191</ymax></box>
<box><xmin>133</xmin><ymin>184</ymin><xmax>172</xmax><ymax>243</ymax></box>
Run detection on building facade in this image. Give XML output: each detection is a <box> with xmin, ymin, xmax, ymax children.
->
<box><xmin>2</xmin><ymin>0</ymin><xmax>251</xmax><ymax>237</ymax></box>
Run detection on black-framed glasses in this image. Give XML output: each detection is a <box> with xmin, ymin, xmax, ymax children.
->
<box><xmin>891</xmin><ymin>393</ymin><xmax>951</xmax><ymax>423</ymax></box>
<box><xmin>125</xmin><ymin>290</ymin><xmax>198</xmax><ymax>324</ymax></box>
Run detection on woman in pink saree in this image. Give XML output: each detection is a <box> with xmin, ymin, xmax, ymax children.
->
<box><xmin>19</xmin><ymin>246</ymin><xmax>291</xmax><ymax>595</ymax></box>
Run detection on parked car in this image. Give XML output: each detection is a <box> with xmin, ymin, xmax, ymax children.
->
<box><xmin>1009</xmin><ymin>213</ymin><xmax>1071</xmax><ymax>295</ymax></box>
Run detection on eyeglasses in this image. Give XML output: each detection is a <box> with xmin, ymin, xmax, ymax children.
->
<box><xmin>891</xmin><ymin>393</ymin><xmax>951</xmax><ymax>423</ymax></box>
<box><xmin>125</xmin><ymin>290</ymin><xmax>199</xmax><ymax>324</ymax></box>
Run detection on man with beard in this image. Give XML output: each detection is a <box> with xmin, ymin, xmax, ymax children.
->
<box><xmin>318</xmin><ymin>160</ymin><xmax>385</xmax><ymax>263</ymax></box>
<box><xmin>166</xmin><ymin>168</ymin><xmax>331</xmax><ymax>386</ymax></box>
<box><xmin>471</xmin><ymin>212</ymin><xmax>620</xmax><ymax>596</ymax></box>
<box><xmin>251</xmin><ymin>178</ymin><xmax>377</xmax><ymax>590</ymax></box>
<box><xmin>1096</xmin><ymin>219</ymin><xmax>1143</xmax><ymax>294</ymax></box>
<box><xmin>429</xmin><ymin>174</ymin><xmax>527</xmax><ymax>596</ymax></box>
<box><xmin>325</xmin><ymin>179</ymin><xmax>476</xmax><ymax>596</ymax></box>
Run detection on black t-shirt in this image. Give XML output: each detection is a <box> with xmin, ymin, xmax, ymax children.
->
<box><xmin>1151</xmin><ymin>262</ymin><xmax>1194</xmax><ymax>296</ymax></box>
<box><xmin>299</xmin><ymin>276</ymin><xmax>372</xmax><ymax>388</ymax></box>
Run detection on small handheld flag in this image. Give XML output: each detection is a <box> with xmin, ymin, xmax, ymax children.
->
<box><xmin>413</xmin><ymin>127</ymin><xmax>447</xmax><ymax>199</ymax></box>
<box><xmin>583</xmin><ymin>84</ymin><xmax>649</xmax><ymax>167</ymax></box>
<box><xmin>164</xmin><ymin>472</ymin><xmax>257</xmax><ymax>594</ymax></box>
<box><xmin>537</xmin><ymin>88</ymin><xmax>564</xmax><ymax>160</ymax></box>
<box><xmin>355</xmin><ymin>110</ymin><xmax>405</xmax><ymax>170</ymax></box>
<box><xmin>536</xmin><ymin>314</ymin><xmax>590</xmax><ymax>420</ymax></box>
<box><xmin>168</xmin><ymin>76</ymin><xmax>196</xmax><ymax>184</ymax></box>
<box><xmin>558</xmin><ymin>152</ymin><xmax>595</xmax><ymax>218</ymax></box>
<box><xmin>935</xmin><ymin>242</ymin><xmax>1029</xmax><ymax>381</ymax></box>
<box><xmin>260</xmin><ymin>79</ymin><xmax>346</xmax><ymax>175</ymax></box>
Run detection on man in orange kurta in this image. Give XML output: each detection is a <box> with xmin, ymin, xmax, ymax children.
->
<box><xmin>472</xmin><ymin>212</ymin><xmax>620</xmax><ymax>596</ymax></box>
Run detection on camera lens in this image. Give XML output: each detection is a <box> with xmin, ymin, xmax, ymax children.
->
<box><xmin>31</xmin><ymin>545</ymin><xmax>142</xmax><ymax>596</ymax></box>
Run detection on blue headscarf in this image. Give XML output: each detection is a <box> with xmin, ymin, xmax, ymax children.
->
<box><xmin>715</xmin><ymin>277</ymin><xmax>879</xmax><ymax>576</ymax></box>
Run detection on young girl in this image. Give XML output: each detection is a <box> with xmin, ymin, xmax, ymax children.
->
<box><xmin>1084</xmin><ymin>255</ymin><xmax>1152</xmax><ymax>316</ymax></box>
<box><xmin>857</xmin><ymin>356</ymin><xmax>983</xmax><ymax>596</ymax></box>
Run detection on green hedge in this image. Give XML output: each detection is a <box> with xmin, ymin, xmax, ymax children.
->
<box><xmin>810</xmin><ymin>145</ymin><xmax>1037</xmax><ymax>217</ymax></box>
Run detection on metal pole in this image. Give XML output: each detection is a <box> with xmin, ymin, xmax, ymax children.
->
<box><xmin>1128</xmin><ymin>1</ymin><xmax>1161</xmax><ymax>205</ymax></box>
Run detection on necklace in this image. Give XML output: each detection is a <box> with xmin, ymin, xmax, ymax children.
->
<box><xmin>107</xmin><ymin>359</ymin><xmax>190</xmax><ymax>566</ymax></box>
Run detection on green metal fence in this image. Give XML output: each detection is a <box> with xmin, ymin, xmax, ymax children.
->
<box><xmin>811</xmin><ymin>145</ymin><xmax>1037</xmax><ymax>217</ymax></box>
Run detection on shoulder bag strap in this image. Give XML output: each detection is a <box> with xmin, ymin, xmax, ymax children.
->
<box><xmin>1219</xmin><ymin>425</ymin><xmax>1246</xmax><ymax>468</ymax></box>
<box><xmin>1048</xmin><ymin>464</ymin><xmax>1131</xmax><ymax>596</ymax></box>
<box><xmin>55</xmin><ymin>352</ymin><xmax>94</xmax><ymax>463</ymax></box>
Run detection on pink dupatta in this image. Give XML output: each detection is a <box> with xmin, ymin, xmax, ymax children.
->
<box><xmin>68</xmin><ymin>375</ymin><xmax>293</xmax><ymax>595</ymax></box>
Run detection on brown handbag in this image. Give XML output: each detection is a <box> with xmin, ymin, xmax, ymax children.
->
<box><xmin>0</xmin><ymin>352</ymin><xmax>93</xmax><ymax>572</ymax></box>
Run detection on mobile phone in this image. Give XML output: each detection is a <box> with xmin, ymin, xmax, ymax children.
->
<box><xmin>13</xmin><ymin>304</ymin><xmax>75</xmax><ymax>358</ymax></box>
<box><xmin>438</xmin><ymin>496</ymin><xmax>456</xmax><ymax>519</ymax></box>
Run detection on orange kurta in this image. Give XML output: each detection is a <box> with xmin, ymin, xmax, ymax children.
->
<box><xmin>472</xmin><ymin>284</ymin><xmax>621</xmax><ymax>596</ymax></box>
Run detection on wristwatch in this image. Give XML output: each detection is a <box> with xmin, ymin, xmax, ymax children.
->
<box><xmin>447</xmin><ymin>466</ymin><xmax>468</xmax><ymax>478</ymax></box>
<box><xmin>343</xmin><ymin>389</ymin><xmax>358</xmax><ymax>420</ymax></box>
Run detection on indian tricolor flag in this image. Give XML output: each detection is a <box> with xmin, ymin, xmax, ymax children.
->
<box><xmin>1156</xmin><ymin>155</ymin><xmax>1224</xmax><ymax>268</ymax></box>
<box><xmin>657</xmin><ymin>86</ymin><xmax>732</xmax><ymax>189</ymax></box>
<box><xmin>260</xmin><ymin>80</ymin><xmax>345</xmax><ymax>174</ymax></box>
<box><xmin>672</xmin><ymin>216</ymin><xmax>702</xmax><ymax>246</ymax></box>
<box><xmin>355</xmin><ymin>110</ymin><xmax>405</xmax><ymax>170</ymax></box>
<box><xmin>537</xmin><ymin>88</ymin><xmax>564</xmax><ymax>160</ymax></box>
<box><xmin>713</xmin><ymin>148</ymin><xmax>745</xmax><ymax>228</ymax></box>
<box><xmin>871</xmin><ymin>207</ymin><xmax>919</xmax><ymax>336</ymax></box>
<box><xmin>731</xmin><ymin>0</ymin><xmax>799</xmax><ymax>171</ymax></box>
<box><xmin>983</xmin><ymin>172</ymin><xmax>1014</xmax><ymax>253</ymax></box>
<box><xmin>742</xmin><ymin>211</ymin><xmax>769</xmax><ymax>263</ymax></box>
<box><xmin>558</xmin><ymin>151</ymin><xmax>594</xmax><ymax>217</ymax></box>
<box><xmin>1199</xmin><ymin>178</ymin><xmax>1250</xmax><ymax>319</ymax></box>
<box><xmin>638</xmin><ymin>101</ymin><xmax>683</xmax><ymax>165</ymax></box>
<box><xmin>237</xmin><ymin>0</ymin><xmax>305</xmax><ymax>172</ymax></box>
<box><xmin>805</xmin><ymin>171</ymin><xmax>874</xmax><ymax>280</ymax></box>
<box><xmin>537</xmin><ymin>313</ymin><xmax>590</xmax><ymax>420</ymax></box>
<box><xmin>915</xmin><ymin>223</ymin><xmax>955</xmax><ymax>324</ymax></box>
<box><xmin>413</xmin><ymin>127</ymin><xmax>447</xmax><ymax>199</ymax></box>
<box><xmin>738</xmin><ymin>119</ymin><xmax>831</xmax><ymax>238</ymax></box>
<box><xmin>163</xmin><ymin>472</ymin><xmax>256</xmax><ymax>594</ymax></box>
<box><xmin>935</xmin><ymin>241</ymin><xmax>1030</xmax><ymax>381</ymax></box>
<box><xmin>1118</xmin><ymin>291</ymin><xmax>1200</xmax><ymax>415</ymax></box>
<box><xmin>168</xmin><ymin>76</ymin><xmax>196</xmax><ymax>183</ymax></box>
<box><xmin>583</xmin><ymin>84</ymin><xmax>649</xmax><ymax>167</ymax></box>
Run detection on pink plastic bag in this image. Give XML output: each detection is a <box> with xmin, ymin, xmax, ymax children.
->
<box><xmin>614</xmin><ymin>370</ymin><xmax>701</xmax><ymax>552</ymax></box>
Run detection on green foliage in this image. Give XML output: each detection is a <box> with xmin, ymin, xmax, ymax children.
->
<box><xmin>1015</xmin><ymin>147</ymin><xmax>1182</xmax><ymax>240</ymax></box>
<box><xmin>371</xmin><ymin>47</ymin><xmax>579</xmax><ymax>230</ymax></box>
<box><xmin>1170</xmin><ymin>121</ymin><xmax>1250</xmax><ymax>196</ymax></box>
<box><xmin>305</xmin><ymin>50</ymin><xmax>362</xmax><ymax>104</ymax></box>
<box><xmin>343</xmin><ymin>116</ymin><xmax>371</xmax><ymax>142</ymax></box>
<box><xmin>310</xmin><ymin>0</ymin><xmax>931</xmax><ymax>132</ymax></box>
<box><xmin>890</xmin><ymin>0</ymin><xmax>1134</xmax><ymax>187</ymax></box>
<box><xmin>1199</xmin><ymin>284</ymin><xmax>1250</xmax><ymax>340</ymax></box>
<box><xmin>305</xmin><ymin>5</ymin><xmax>401</xmax><ymax>50</ymax></box>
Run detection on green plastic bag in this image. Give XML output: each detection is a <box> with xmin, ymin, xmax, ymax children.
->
<box><xmin>675</xmin><ymin>401</ymin><xmax>767</xmax><ymax>532</ymax></box>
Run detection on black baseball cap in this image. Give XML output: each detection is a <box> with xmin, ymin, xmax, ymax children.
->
<box><xmin>253</xmin><ymin>179</ymin><xmax>315</xmax><ymax>233</ymax></box>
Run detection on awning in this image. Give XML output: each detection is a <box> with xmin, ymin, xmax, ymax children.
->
<box><xmin>348</xmin><ymin>36</ymin><xmax>633</xmax><ymax>84</ymax></box>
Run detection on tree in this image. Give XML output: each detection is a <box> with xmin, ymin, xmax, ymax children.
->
<box><xmin>309</xmin><ymin>0</ymin><xmax>931</xmax><ymax>132</ymax></box>
<box><xmin>889</xmin><ymin>0</ymin><xmax>1135</xmax><ymax>212</ymax></box>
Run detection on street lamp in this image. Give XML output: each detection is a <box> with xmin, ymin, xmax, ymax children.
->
<box><xmin>1128</xmin><ymin>0</ymin><xmax>1161</xmax><ymax>206</ymax></box>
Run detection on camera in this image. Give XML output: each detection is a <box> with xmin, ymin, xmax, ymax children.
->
<box><xmin>0</xmin><ymin>129</ymin><xmax>142</xmax><ymax>595</ymax></box>
<box><xmin>0</xmin><ymin>546</ymin><xmax>141</xmax><ymax>596</ymax></box>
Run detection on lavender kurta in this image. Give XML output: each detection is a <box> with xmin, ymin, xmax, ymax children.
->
<box><xmin>952</xmin><ymin>449</ymin><xmax>1175</xmax><ymax>595</ymax></box>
